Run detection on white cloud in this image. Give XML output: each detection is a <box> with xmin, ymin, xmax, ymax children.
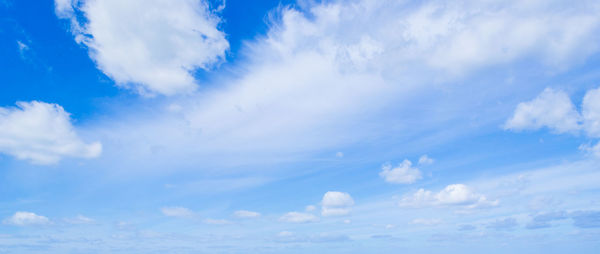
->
<box><xmin>582</xmin><ymin>87</ymin><xmax>600</xmax><ymax>138</ymax></box>
<box><xmin>321</xmin><ymin>191</ymin><xmax>354</xmax><ymax>217</ymax></box>
<box><xmin>399</xmin><ymin>184</ymin><xmax>498</xmax><ymax>209</ymax></box>
<box><xmin>0</xmin><ymin>101</ymin><xmax>102</xmax><ymax>165</ymax></box>
<box><xmin>410</xmin><ymin>218</ymin><xmax>442</xmax><ymax>226</ymax></box>
<box><xmin>504</xmin><ymin>88</ymin><xmax>581</xmax><ymax>133</ymax></box>
<box><xmin>305</xmin><ymin>205</ymin><xmax>316</xmax><ymax>212</ymax></box>
<box><xmin>87</xmin><ymin>0</ymin><xmax>600</xmax><ymax>170</ymax></box>
<box><xmin>55</xmin><ymin>0</ymin><xmax>228</xmax><ymax>95</ymax></box>
<box><xmin>160</xmin><ymin>206</ymin><xmax>193</xmax><ymax>218</ymax></box>
<box><xmin>64</xmin><ymin>215</ymin><xmax>94</xmax><ymax>224</ymax></box>
<box><xmin>418</xmin><ymin>155</ymin><xmax>434</xmax><ymax>165</ymax></box>
<box><xmin>279</xmin><ymin>212</ymin><xmax>319</xmax><ymax>223</ymax></box>
<box><xmin>3</xmin><ymin>212</ymin><xmax>50</xmax><ymax>226</ymax></box>
<box><xmin>233</xmin><ymin>210</ymin><xmax>260</xmax><ymax>218</ymax></box>
<box><xmin>379</xmin><ymin>160</ymin><xmax>422</xmax><ymax>184</ymax></box>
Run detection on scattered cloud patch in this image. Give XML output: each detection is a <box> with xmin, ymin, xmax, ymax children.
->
<box><xmin>2</xmin><ymin>212</ymin><xmax>50</xmax><ymax>226</ymax></box>
<box><xmin>399</xmin><ymin>184</ymin><xmax>498</xmax><ymax>209</ymax></box>
<box><xmin>505</xmin><ymin>88</ymin><xmax>581</xmax><ymax>134</ymax></box>
<box><xmin>161</xmin><ymin>207</ymin><xmax>193</xmax><ymax>218</ymax></box>
<box><xmin>305</xmin><ymin>205</ymin><xmax>316</xmax><ymax>212</ymax></box>
<box><xmin>571</xmin><ymin>211</ymin><xmax>600</xmax><ymax>228</ymax></box>
<box><xmin>379</xmin><ymin>160</ymin><xmax>422</xmax><ymax>184</ymax></box>
<box><xmin>411</xmin><ymin>218</ymin><xmax>442</xmax><ymax>226</ymax></box>
<box><xmin>0</xmin><ymin>101</ymin><xmax>102</xmax><ymax>164</ymax></box>
<box><xmin>275</xmin><ymin>231</ymin><xmax>350</xmax><ymax>243</ymax></box>
<box><xmin>64</xmin><ymin>215</ymin><xmax>95</xmax><ymax>225</ymax></box>
<box><xmin>321</xmin><ymin>191</ymin><xmax>354</xmax><ymax>217</ymax></box>
<box><xmin>54</xmin><ymin>0</ymin><xmax>229</xmax><ymax>95</ymax></box>
<box><xmin>279</xmin><ymin>212</ymin><xmax>318</xmax><ymax>223</ymax></box>
<box><xmin>335</xmin><ymin>152</ymin><xmax>344</xmax><ymax>158</ymax></box>
<box><xmin>526</xmin><ymin>211</ymin><xmax>568</xmax><ymax>229</ymax></box>
<box><xmin>487</xmin><ymin>218</ymin><xmax>518</xmax><ymax>231</ymax></box>
<box><xmin>233</xmin><ymin>210</ymin><xmax>260</xmax><ymax>219</ymax></box>
<box><xmin>418</xmin><ymin>155</ymin><xmax>434</xmax><ymax>165</ymax></box>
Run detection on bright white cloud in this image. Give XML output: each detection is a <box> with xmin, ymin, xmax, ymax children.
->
<box><xmin>379</xmin><ymin>160</ymin><xmax>422</xmax><ymax>184</ymax></box>
<box><xmin>161</xmin><ymin>206</ymin><xmax>193</xmax><ymax>218</ymax></box>
<box><xmin>399</xmin><ymin>184</ymin><xmax>498</xmax><ymax>209</ymax></box>
<box><xmin>2</xmin><ymin>212</ymin><xmax>50</xmax><ymax>226</ymax></box>
<box><xmin>55</xmin><ymin>0</ymin><xmax>228</xmax><ymax>95</ymax></box>
<box><xmin>504</xmin><ymin>88</ymin><xmax>581</xmax><ymax>133</ymax></box>
<box><xmin>279</xmin><ymin>212</ymin><xmax>319</xmax><ymax>223</ymax></box>
<box><xmin>0</xmin><ymin>101</ymin><xmax>102</xmax><ymax>165</ymax></box>
<box><xmin>582</xmin><ymin>87</ymin><xmax>600</xmax><ymax>138</ymax></box>
<box><xmin>321</xmin><ymin>191</ymin><xmax>354</xmax><ymax>216</ymax></box>
<box><xmin>233</xmin><ymin>210</ymin><xmax>260</xmax><ymax>218</ymax></box>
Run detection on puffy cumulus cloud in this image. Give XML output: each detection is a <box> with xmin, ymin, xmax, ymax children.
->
<box><xmin>379</xmin><ymin>160</ymin><xmax>422</xmax><ymax>184</ymax></box>
<box><xmin>399</xmin><ymin>184</ymin><xmax>498</xmax><ymax>209</ymax></box>
<box><xmin>506</xmin><ymin>86</ymin><xmax>600</xmax><ymax>156</ymax></box>
<box><xmin>2</xmin><ymin>212</ymin><xmax>50</xmax><ymax>226</ymax></box>
<box><xmin>504</xmin><ymin>88</ymin><xmax>581</xmax><ymax>133</ymax></box>
<box><xmin>160</xmin><ymin>206</ymin><xmax>193</xmax><ymax>218</ymax></box>
<box><xmin>55</xmin><ymin>0</ymin><xmax>228</xmax><ymax>95</ymax></box>
<box><xmin>582</xmin><ymin>87</ymin><xmax>600</xmax><ymax>137</ymax></box>
<box><xmin>321</xmin><ymin>191</ymin><xmax>354</xmax><ymax>217</ymax></box>
<box><xmin>279</xmin><ymin>212</ymin><xmax>319</xmax><ymax>223</ymax></box>
<box><xmin>233</xmin><ymin>210</ymin><xmax>260</xmax><ymax>218</ymax></box>
<box><xmin>0</xmin><ymin>101</ymin><xmax>101</xmax><ymax>165</ymax></box>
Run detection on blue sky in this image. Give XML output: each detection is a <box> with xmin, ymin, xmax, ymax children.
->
<box><xmin>1</xmin><ymin>0</ymin><xmax>600</xmax><ymax>253</ymax></box>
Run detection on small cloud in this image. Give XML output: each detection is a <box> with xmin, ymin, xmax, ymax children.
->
<box><xmin>504</xmin><ymin>88</ymin><xmax>581</xmax><ymax>134</ymax></box>
<box><xmin>64</xmin><ymin>215</ymin><xmax>94</xmax><ymax>225</ymax></box>
<box><xmin>321</xmin><ymin>191</ymin><xmax>354</xmax><ymax>217</ymax></box>
<box><xmin>335</xmin><ymin>152</ymin><xmax>344</xmax><ymax>158</ymax></box>
<box><xmin>410</xmin><ymin>218</ymin><xmax>442</xmax><ymax>226</ymax></box>
<box><xmin>279</xmin><ymin>212</ymin><xmax>319</xmax><ymax>223</ymax></box>
<box><xmin>305</xmin><ymin>205</ymin><xmax>316</xmax><ymax>212</ymax></box>
<box><xmin>418</xmin><ymin>155</ymin><xmax>434</xmax><ymax>165</ymax></box>
<box><xmin>3</xmin><ymin>212</ymin><xmax>50</xmax><ymax>226</ymax></box>
<box><xmin>487</xmin><ymin>217</ymin><xmax>518</xmax><ymax>231</ymax></box>
<box><xmin>233</xmin><ymin>210</ymin><xmax>261</xmax><ymax>219</ymax></box>
<box><xmin>385</xmin><ymin>224</ymin><xmax>395</xmax><ymax>229</ymax></box>
<box><xmin>398</xmin><ymin>184</ymin><xmax>498</xmax><ymax>209</ymax></box>
<box><xmin>379</xmin><ymin>160</ymin><xmax>422</xmax><ymax>184</ymax></box>
<box><xmin>161</xmin><ymin>206</ymin><xmax>193</xmax><ymax>218</ymax></box>
<box><xmin>343</xmin><ymin>219</ymin><xmax>351</xmax><ymax>224</ymax></box>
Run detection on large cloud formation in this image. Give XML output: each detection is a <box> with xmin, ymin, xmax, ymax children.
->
<box><xmin>0</xmin><ymin>101</ymin><xmax>101</xmax><ymax>164</ymax></box>
<box><xmin>55</xmin><ymin>0</ymin><xmax>229</xmax><ymax>95</ymax></box>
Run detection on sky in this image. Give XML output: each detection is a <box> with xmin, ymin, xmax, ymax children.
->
<box><xmin>1</xmin><ymin>0</ymin><xmax>600</xmax><ymax>253</ymax></box>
